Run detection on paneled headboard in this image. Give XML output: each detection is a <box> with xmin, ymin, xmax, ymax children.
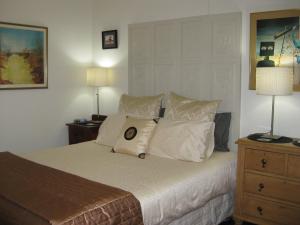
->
<box><xmin>128</xmin><ymin>12</ymin><xmax>241</xmax><ymax>150</ymax></box>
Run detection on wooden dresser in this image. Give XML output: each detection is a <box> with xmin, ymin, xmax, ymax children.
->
<box><xmin>234</xmin><ymin>138</ymin><xmax>300</xmax><ymax>225</ymax></box>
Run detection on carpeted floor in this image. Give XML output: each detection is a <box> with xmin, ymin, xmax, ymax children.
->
<box><xmin>219</xmin><ymin>218</ymin><xmax>256</xmax><ymax>225</ymax></box>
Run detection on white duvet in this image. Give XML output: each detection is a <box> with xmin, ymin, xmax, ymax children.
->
<box><xmin>18</xmin><ymin>141</ymin><xmax>236</xmax><ymax>225</ymax></box>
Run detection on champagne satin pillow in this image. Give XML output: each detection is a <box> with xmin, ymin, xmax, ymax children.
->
<box><xmin>113</xmin><ymin>117</ymin><xmax>158</xmax><ymax>158</ymax></box>
<box><xmin>149</xmin><ymin>119</ymin><xmax>215</xmax><ymax>162</ymax></box>
<box><xmin>118</xmin><ymin>94</ymin><xmax>163</xmax><ymax>118</ymax></box>
<box><xmin>96</xmin><ymin>114</ymin><xmax>126</xmax><ymax>147</ymax></box>
<box><xmin>165</xmin><ymin>92</ymin><xmax>221</xmax><ymax>122</ymax></box>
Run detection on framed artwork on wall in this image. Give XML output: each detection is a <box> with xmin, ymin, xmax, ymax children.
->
<box><xmin>250</xmin><ymin>9</ymin><xmax>300</xmax><ymax>91</ymax></box>
<box><xmin>0</xmin><ymin>22</ymin><xmax>48</xmax><ymax>90</ymax></box>
<box><xmin>102</xmin><ymin>30</ymin><xmax>118</xmax><ymax>49</ymax></box>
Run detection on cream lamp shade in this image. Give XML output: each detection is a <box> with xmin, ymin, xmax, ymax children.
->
<box><xmin>86</xmin><ymin>67</ymin><xmax>108</xmax><ymax>87</ymax></box>
<box><xmin>255</xmin><ymin>67</ymin><xmax>293</xmax><ymax>139</ymax></box>
<box><xmin>256</xmin><ymin>67</ymin><xmax>293</xmax><ymax>96</ymax></box>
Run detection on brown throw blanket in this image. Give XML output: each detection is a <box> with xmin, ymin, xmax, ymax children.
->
<box><xmin>0</xmin><ymin>152</ymin><xmax>144</xmax><ymax>225</ymax></box>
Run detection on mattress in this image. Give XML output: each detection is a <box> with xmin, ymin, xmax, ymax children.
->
<box><xmin>18</xmin><ymin>141</ymin><xmax>237</xmax><ymax>225</ymax></box>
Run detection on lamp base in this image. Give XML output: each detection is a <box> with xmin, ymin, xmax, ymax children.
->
<box><xmin>261</xmin><ymin>133</ymin><xmax>282</xmax><ymax>140</ymax></box>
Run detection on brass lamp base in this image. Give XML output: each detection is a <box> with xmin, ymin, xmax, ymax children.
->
<box><xmin>261</xmin><ymin>133</ymin><xmax>282</xmax><ymax>140</ymax></box>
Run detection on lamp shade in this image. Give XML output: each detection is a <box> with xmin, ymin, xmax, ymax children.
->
<box><xmin>256</xmin><ymin>67</ymin><xmax>293</xmax><ymax>96</ymax></box>
<box><xmin>86</xmin><ymin>67</ymin><xmax>108</xmax><ymax>87</ymax></box>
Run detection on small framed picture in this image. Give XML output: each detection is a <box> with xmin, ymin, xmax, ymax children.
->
<box><xmin>102</xmin><ymin>30</ymin><xmax>118</xmax><ymax>49</ymax></box>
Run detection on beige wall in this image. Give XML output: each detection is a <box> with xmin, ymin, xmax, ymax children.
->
<box><xmin>92</xmin><ymin>0</ymin><xmax>300</xmax><ymax>138</ymax></box>
<box><xmin>0</xmin><ymin>0</ymin><xmax>94</xmax><ymax>152</ymax></box>
<box><xmin>1</xmin><ymin>0</ymin><xmax>300</xmax><ymax>152</ymax></box>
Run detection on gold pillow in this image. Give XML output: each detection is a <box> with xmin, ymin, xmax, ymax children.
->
<box><xmin>113</xmin><ymin>117</ymin><xmax>158</xmax><ymax>158</ymax></box>
<box><xmin>149</xmin><ymin>119</ymin><xmax>215</xmax><ymax>162</ymax></box>
<box><xmin>118</xmin><ymin>94</ymin><xmax>163</xmax><ymax>118</ymax></box>
<box><xmin>95</xmin><ymin>114</ymin><xmax>126</xmax><ymax>147</ymax></box>
<box><xmin>165</xmin><ymin>92</ymin><xmax>221</xmax><ymax>122</ymax></box>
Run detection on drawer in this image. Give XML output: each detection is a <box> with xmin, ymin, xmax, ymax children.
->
<box><xmin>68</xmin><ymin>126</ymin><xmax>89</xmax><ymax>144</ymax></box>
<box><xmin>288</xmin><ymin>155</ymin><xmax>300</xmax><ymax>179</ymax></box>
<box><xmin>242</xmin><ymin>196</ymin><xmax>300</xmax><ymax>225</ymax></box>
<box><xmin>245</xmin><ymin>149</ymin><xmax>285</xmax><ymax>176</ymax></box>
<box><xmin>244</xmin><ymin>173</ymin><xmax>300</xmax><ymax>204</ymax></box>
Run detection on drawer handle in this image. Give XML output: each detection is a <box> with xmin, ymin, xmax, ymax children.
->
<box><xmin>258</xmin><ymin>183</ymin><xmax>265</xmax><ymax>192</ymax></box>
<box><xmin>257</xmin><ymin>206</ymin><xmax>263</xmax><ymax>216</ymax></box>
<box><xmin>261</xmin><ymin>158</ymin><xmax>267</xmax><ymax>168</ymax></box>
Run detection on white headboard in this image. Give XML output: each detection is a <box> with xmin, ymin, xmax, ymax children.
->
<box><xmin>128</xmin><ymin>12</ymin><xmax>241</xmax><ymax>150</ymax></box>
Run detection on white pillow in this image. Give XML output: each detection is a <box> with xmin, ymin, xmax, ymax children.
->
<box><xmin>95</xmin><ymin>114</ymin><xmax>126</xmax><ymax>147</ymax></box>
<box><xmin>165</xmin><ymin>92</ymin><xmax>220</xmax><ymax>122</ymax></box>
<box><xmin>113</xmin><ymin>117</ymin><xmax>158</xmax><ymax>158</ymax></box>
<box><xmin>118</xmin><ymin>94</ymin><xmax>163</xmax><ymax>118</ymax></box>
<box><xmin>148</xmin><ymin>118</ymin><xmax>215</xmax><ymax>162</ymax></box>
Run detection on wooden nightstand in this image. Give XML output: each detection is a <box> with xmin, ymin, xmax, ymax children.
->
<box><xmin>66</xmin><ymin>115</ymin><xmax>107</xmax><ymax>144</ymax></box>
<box><xmin>66</xmin><ymin>123</ymin><xmax>101</xmax><ymax>144</ymax></box>
<box><xmin>234</xmin><ymin>138</ymin><xmax>300</xmax><ymax>225</ymax></box>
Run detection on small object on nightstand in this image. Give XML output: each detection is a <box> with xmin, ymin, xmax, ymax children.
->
<box><xmin>247</xmin><ymin>133</ymin><xmax>292</xmax><ymax>143</ymax></box>
<box><xmin>85</xmin><ymin>122</ymin><xmax>97</xmax><ymax>126</ymax></box>
<box><xmin>256</xmin><ymin>137</ymin><xmax>271</xmax><ymax>142</ymax></box>
<box><xmin>73</xmin><ymin>118</ymin><xmax>88</xmax><ymax>124</ymax></box>
<box><xmin>293</xmin><ymin>140</ymin><xmax>300</xmax><ymax>147</ymax></box>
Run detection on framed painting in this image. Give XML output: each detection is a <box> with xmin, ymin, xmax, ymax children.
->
<box><xmin>102</xmin><ymin>30</ymin><xmax>118</xmax><ymax>49</ymax></box>
<box><xmin>0</xmin><ymin>22</ymin><xmax>48</xmax><ymax>90</ymax></box>
<box><xmin>250</xmin><ymin>9</ymin><xmax>300</xmax><ymax>91</ymax></box>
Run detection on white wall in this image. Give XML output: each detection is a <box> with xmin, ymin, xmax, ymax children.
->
<box><xmin>239</xmin><ymin>1</ymin><xmax>300</xmax><ymax>138</ymax></box>
<box><xmin>1</xmin><ymin>0</ymin><xmax>299</xmax><ymax>153</ymax></box>
<box><xmin>92</xmin><ymin>0</ymin><xmax>241</xmax><ymax>114</ymax></box>
<box><xmin>0</xmin><ymin>0</ymin><xmax>94</xmax><ymax>152</ymax></box>
<box><xmin>92</xmin><ymin>0</ymin><xmax>300</xmax><ymax>139</ymax></box>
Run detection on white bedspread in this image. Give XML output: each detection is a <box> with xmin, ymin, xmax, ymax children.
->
<box><xmin>18</xmin><ymin>141</ymin><xmax>236</xmax><ymax>225</ymax></box>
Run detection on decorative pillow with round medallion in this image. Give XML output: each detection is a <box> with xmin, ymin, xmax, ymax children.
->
<box><xmin>113</xmin><ymin>117</ymin><xmax>158</xmax><ymax>158</ymax></box>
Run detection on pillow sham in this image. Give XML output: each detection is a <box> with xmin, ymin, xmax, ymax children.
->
<box><xmin>159</xmin><ymin>108</ymin><xmax>231</xmax><ymax>151</ymax></box>
<box><xmin>118</xmin><ymin>94</ymin><xmax>163</xmax><ymax>118</ymax></box>
<box><xmin>165</xmin><ymin>92</ymin><xmax>220</xmax><ymax>122</ymax></box>
<box><xmin>113</xmin><ymin>117</ymin><xmax>158</xmax><ymax>158</ymax></box>
<box><xmin>148</xmin><ymin>118</ymin><xmax>215</xmax><ymax>162</ymax></box>
<box><xmin>95</xmin><ymin>114</ymin><xmax>126</xmax><ymax>147</ymax></box>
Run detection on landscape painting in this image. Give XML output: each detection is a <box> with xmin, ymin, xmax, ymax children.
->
<box><xmin>250</xmin><ymin>9</ymin><xmax>300</xmax><ymax>91</ymax></box>
<box><xmin>0</xmin><ymin>22</ymin><xmax>48</xmax><ymax>89</ymax></box>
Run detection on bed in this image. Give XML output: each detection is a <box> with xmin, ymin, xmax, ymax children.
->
<box><xmin>4</xmin><ymin>140</ymin><xmax>235</xmax><ymax>225</ymax></box>
<box><xmin>0</xmin><ymin>98</ymin><xmax>236</xmax><ymax>225</ymax></box>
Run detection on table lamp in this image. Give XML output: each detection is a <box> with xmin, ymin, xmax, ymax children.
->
<box><xmin>256</xmin><ymin>67</ymin><xmax>293</xmax><ymax>139</ymax></box>
<box><xmin>87</xmin><ymin>67</ymin><xmax>109</xmax><ymax>119</ymax></box>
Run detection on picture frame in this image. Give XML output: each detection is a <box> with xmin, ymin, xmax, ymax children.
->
<box><xmin>250</xmin><ymin>9</ymin><xmax>300</xmax><ymax>91</ymax></box>
<box><xmin>0</xmin><ymin>22</ymin><xmax>48</xmax><ymax>90</ymax></box>
<box><xmin>102</xmin><ymin>30</ymin><xmax>118</xmax><ymax>49</ymax></box>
